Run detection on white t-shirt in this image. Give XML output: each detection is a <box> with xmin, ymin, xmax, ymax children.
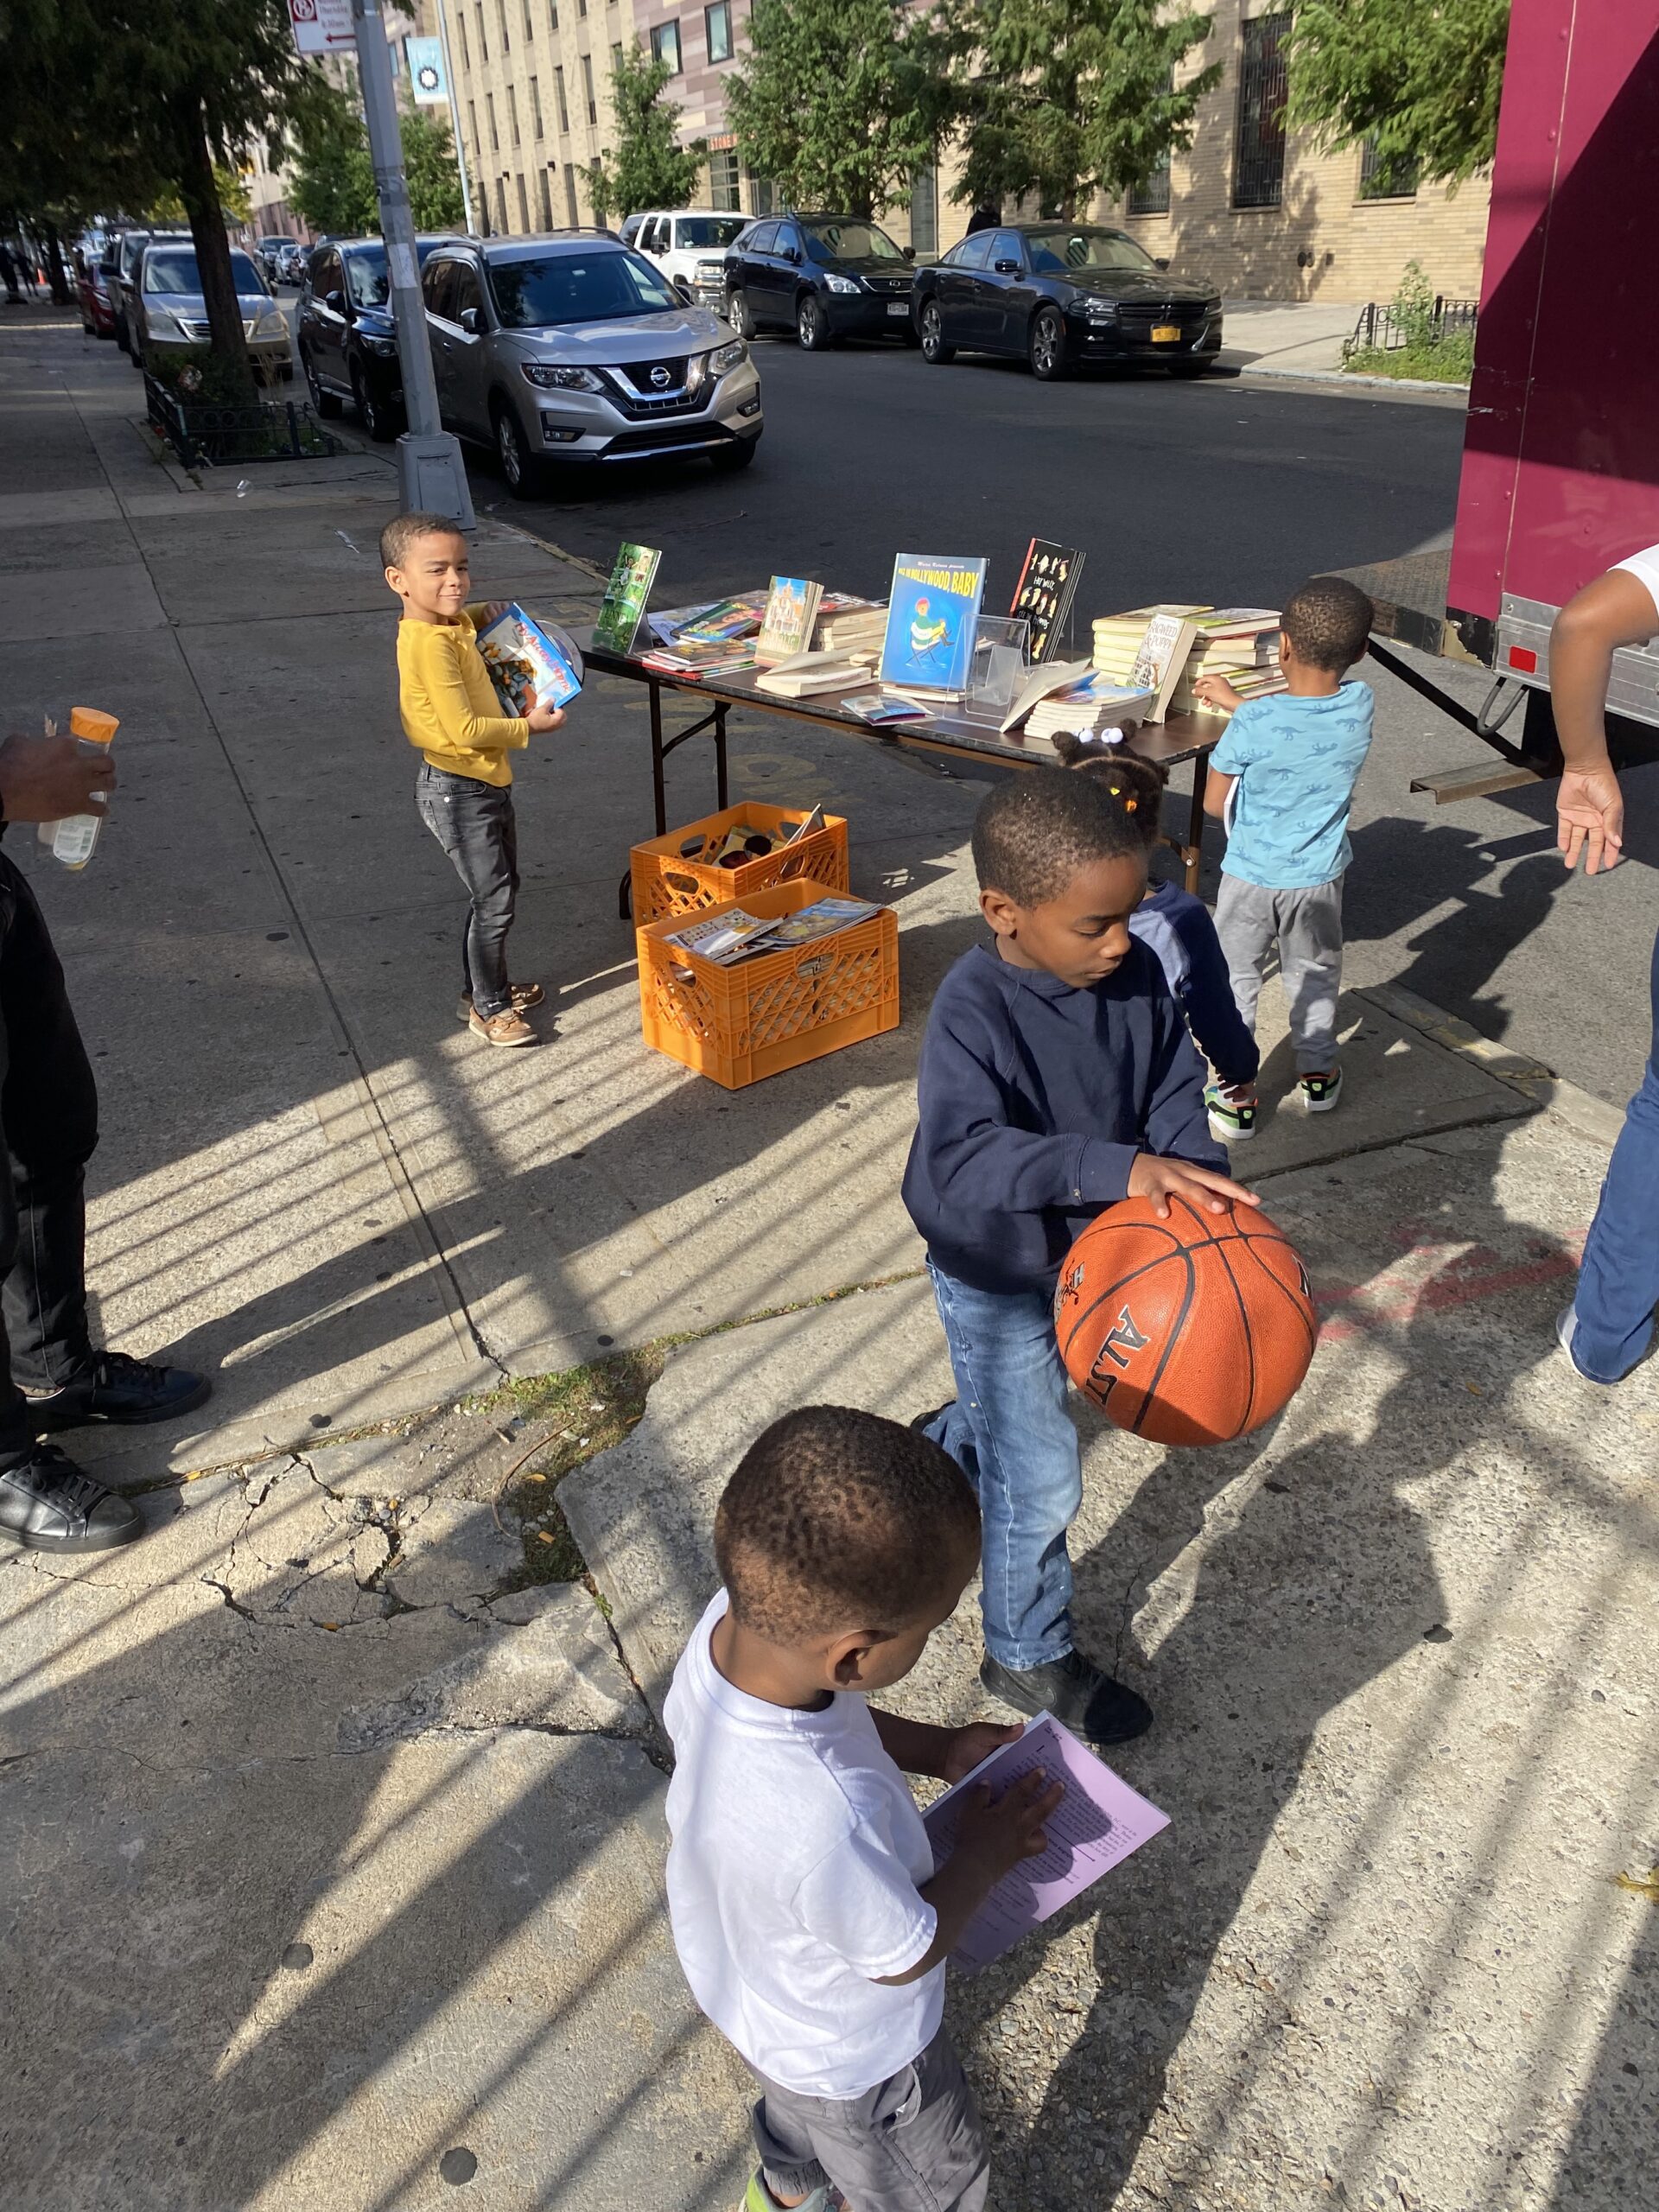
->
<box><xmin>1612</xmin><ymin>543</ymin><xmax>1659</xmax><ymax>623</ymax></box>
<box><xmin>662</xmin><ymin>1591</ymin><xmax>942</xmax><ymax>2098</ymax></box>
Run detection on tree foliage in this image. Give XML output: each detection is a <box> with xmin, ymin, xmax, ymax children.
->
<box><xmin>290</xmin><ymin>75</ymin><xmax>466</xmax><ymax>237</ymax></box>
<box><xmin>1287</xmin><ymin>0</ymin><xmax>1510</xmax><ymax>186</ymax></box>
<box><xmin>585</xmin><ymin>44</ymin><xmax>708</xmax><ymax>223</ymax></box>
<box><xmin>727</xmin><ymin>0</ymin><xmax>950</xmax><ymax>219</ymax></box>
<box><xmin>943</xmin><ymin>0</ymin><xmax>1219</xmax><ymax>218</ymax></box>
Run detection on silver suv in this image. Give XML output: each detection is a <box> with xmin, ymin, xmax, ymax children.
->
<box><xmin>420</xmin><ymin>232</ymin><xmax>763</xmax><ymax>497</ymax></box>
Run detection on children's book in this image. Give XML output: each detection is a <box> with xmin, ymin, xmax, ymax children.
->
<box><xmin>474</xmin><ymin>604</ymin><xmax>585</xmax><ymax>716</ymax></box>
<box><xmin>755</xmin><ymin>575</ymin><xmax>824</xmax><ymax>666</ymax></box>
<box><xmin>755</xmin><ymin>656</ymin><xmax>878</xmax><ymax>699</ymax></box>
<box><xmin>1010</xmin><ymin>540</ymin><xmax>1084</xmax><ymax>664</ymax></box>
<box><xmin>921</xmin><ymin>1714</ymin><xmax>1170</xmax><ymax>1973</ymax></box>
<box><xmin>675</xmin><ymin>592</ymin><xmax>768</xmax><ymax>645</ymax></box>
<box><xmin>661</xmin><ymin>908</ymin><xmax>772</xmax><ymax>965</ymax></box>
<box><xmin>996</xmin><ymin>655</ymin><xmax>1092</xmax><ymax>734</ymax></box>
<box><xmin>593</xmin><ymin>543</ymin><xmax>662</xmax><ymax>653</ymax></box>
<box><xmin>846</xmin><ymin>694</ymin><xmax>934</xmax><ymax>726</ymax></box>
<box><xmin>880</xmin><ymin>555</ymin><xmax>987</xmax><ymax>697</ymax></box>
<box><xmin>1128</xmin><ymin>612</ymin><xmax>1200</xmax><ymax>722</ymax></box>
<box><xmin>734</xmin><ymin>895</ymin><xmax>882</xmax><ymax>957</ymax></box>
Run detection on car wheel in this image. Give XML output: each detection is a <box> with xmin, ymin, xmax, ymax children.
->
<box><xmin>710</xmin><ymin>436</ymin><xmax>758</xmax><ymax>474</ymax></box>
<box><xmin>727</xmin><ymin>288</ymin><xmax>755</xmax><ymax>340</ymax></box>
<box><xmin>919</xmin><ymin>300</ymin><xmax>955</xmax><ymax>365</ymax></box>
<box><xmin>493</xmin><ymin>397</ymin><xmax>544</xmax><ymax>499</ymax></box>
<box><xmin>113</xmin><ymin>317</ymin><xmax>128</xmax><ymax>357</ymax></box>
<box><xmin>352</xmin><ymin>360</ymin><xmax>396</xmax><ymax>442</ymax></box>
<box><xmin>1028</xmin><ymin>306</ymin><xmax>1071</xmax><ymax>381</ymax></box>
<box><xmin>303</xmin><ymin>350</ymin><xmax>343</xmax><ymax>417</ymax></box>
<box><xmin>797</xmin><ymin>294</ymin><xmax>833</xmax><ymax>350</ymax></box>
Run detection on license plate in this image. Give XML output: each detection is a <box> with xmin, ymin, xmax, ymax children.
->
<box><xmin>1151</xmin><ymin>324</ymin><xmax>1181</xmax><ymax>343</ymax></box>
<box><xmin>887</xmin><ymin>301</ymin><xmax>910</xmax><ymax>316</ymax></box>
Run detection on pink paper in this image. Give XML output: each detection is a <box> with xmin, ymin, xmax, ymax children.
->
<box><xmin>921</xmin><ymin>1714</ymin><xmax>1170</xmax><ymax>1972</ymax></box>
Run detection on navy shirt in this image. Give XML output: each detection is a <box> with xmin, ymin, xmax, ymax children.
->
<box><xmin>902</xmin><ymin>940</ymin><xmax>1227</xmax><ymax>1295</ymax></box>
<box><xmin>1129</xmin><ymin>878</ymin><xmax>1259</xmax><ymax>1090</ymax></box>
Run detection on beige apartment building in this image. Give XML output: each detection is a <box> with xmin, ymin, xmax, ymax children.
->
<box><xmin>445</xmin><ymin>0</ymin><xmax>1491</xmax><ymax>305</ymax></box>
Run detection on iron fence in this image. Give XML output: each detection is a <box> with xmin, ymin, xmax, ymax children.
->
<box><xmin>144</xmin><ymin>376</ymin><xmax>341</xmax><ymax>468</ymax></box>
<box><xmin>1350</xmin><ymin>297</ymin><xmax>1479</xmax><ymax>352</ymax></box>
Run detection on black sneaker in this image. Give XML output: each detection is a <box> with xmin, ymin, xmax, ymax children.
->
<box><xmin>908</xmin><ymin>1402</ymin><xmax>955</xmax><ymax>1437</ymax></box>
<box><xmin>980</xmin><ymin>1647</ymin><xmax>1154</xmax><ymax>1745</ymax></box>
<box><xmin>28</xmin><ymin>1350</ymin><xmax>212</xmax><ymax>1432</ymax></box>
<box><xmin>0</xmin><ymin>1443</ymin><xmax>143</xmax><ymax>1551</ymax></box>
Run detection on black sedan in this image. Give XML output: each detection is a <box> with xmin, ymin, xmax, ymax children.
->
<box><xmin>912</xmin><ymin>223</ymin><xmax>1222</xmax><ymax>381</ymax></box>
<box><xmin>298</xmin><ymin>234</ymin><xmax>459</xmax><ymax>439</ymax></box>
<box><xmin>724</xmin><ymin>213</ymin><xmax>917</xmax><ymax>350</ymax></box>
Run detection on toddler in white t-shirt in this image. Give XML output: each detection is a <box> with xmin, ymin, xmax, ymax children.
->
<box><xmin>663</xmin><ymin>1404</ymin><xmax>1065</xmax><ymax>2212</ymax></box>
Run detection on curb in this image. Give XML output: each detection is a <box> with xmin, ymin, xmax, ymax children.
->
<box><xmin>1361</xmin><ymin>981</ymin><xmax>1626</xmax><ymax>1150</ymax></box>
<box><xmin>1229</xmin><ymin>361</ymin><xmax>1470</xmax><ymax>399</ymax></box>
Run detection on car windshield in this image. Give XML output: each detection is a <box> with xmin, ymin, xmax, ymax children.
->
<box><xmin>1024</xmin><ymin>227</ymin><xmax>1158</xmax><ymax>275</ymax></box>
<box><xmin>347</xmin><ymin>241</ymin><xmax>441</xmax><ymax>306</ymax></box>
<box><xmin>145</xmin><ymin>248</ymin><xmax>266</xmax><ymax>295</ymax></box>
<box><xmin>799</xmin><ymin>219</ymin><xmax>906</xmax><ymax>266</ymax></box>
<box><xmin>674</xmin><ymin>216</ymin><xmax>745</xmax><ymax>249</ymax></box>
<box><xmin>486</xmin><ymin>248</ymin><xmax>679</xmax><ymax>327</ymax></box>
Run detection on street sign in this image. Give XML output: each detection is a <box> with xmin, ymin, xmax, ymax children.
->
<box><xmin>406</xmin><ymin>35</ymin><xmax>448</xmax><ymax>103</ymax></box>
<box><xmin>287</xmin><ymin>0</ymin><xmax>354</xmax><ymax>55</ymax></box>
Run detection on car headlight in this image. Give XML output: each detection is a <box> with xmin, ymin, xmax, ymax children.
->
<box><xmin>823</xmin><ymin>273</ymin><xmax>861</xmax><ymax>296</ymax></box>
<box><xmin>694</xmin><ymin>259</ymin><xmax>726</xmax><ymax>283</ymax></box>
<box><xmin>1084</xmin><ymin>299</ymin><xmax>1116</xmax><ymax>318</ymax></box>
<box><xmin>145</xmin><ymin>307</ymin><xmax>181</xmax><ymax>339</ymax></box>
<box><xmin>254</xmin><ymin>308</ymin><xmax>287</xmax><ymax>337</ymax></box>
<box><xmin>708</xmin><ymin>338</ymin><xmax>747</xmax><ymax>376</ymax></box>
<box><xmin>363</xmin><ymin>334</ymin><xmax>399</xmax><ymax>357</ymax></box>
<box><xmin>522</xmin><ymin>362</ymin><xmax>603</xmax><ymax>391</ymax></box>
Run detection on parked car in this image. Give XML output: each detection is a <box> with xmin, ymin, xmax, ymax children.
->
<box><xmin>911</xmin><ymin>223</ymin><xmax>1223</xmax><ymax>381</ymax></box>
<box><xmin>254</xmin><ymin>234</ymin><xmax>290</xmax><ymax>284</ymax></box>
<box><xmin>620</xmin><ymin>209</ymin><xmax>748</xmax><ymax>302</ymax></box>
<box><xmin>275</xmin><ymin>241</ymin><xmax>308</xmax><ymax>286</ymax></box>
<box><xmin>77</xmin><ymin>250</ymin><xmax>117</xmax><ymax>339</ymax></box>
<box><xmin>132</xmin><ymin>241</ymin><xmax>293</xmax><ymax>382</ymax></box>
<box><xmin>109</xmin><ymin>227</ymin><xmax>190</xmax><ymax>356</ymax></box>
<box><xmin>723</xmin><ymin>213</ymin><xmax>917</xmax><ymax>349</ymax></box>
<box><xmin>419</xmin><ymin>232</ymin><xmax>762</xmax><ymax>496</ymax></box>
<box><xmin>299</xmin><ymin>234</ymin><xmax>460</xmax><ymax>439</ymax></box>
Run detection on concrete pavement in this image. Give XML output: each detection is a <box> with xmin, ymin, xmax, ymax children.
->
<box><xmin>1</xmin><ymin>305</ymin><xmax>1654</xmax><ymax>2209</ymax></box>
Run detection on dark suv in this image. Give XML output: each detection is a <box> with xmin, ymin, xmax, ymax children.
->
<box><xmin>723</xmin><ymin>214</ymin><xmax>916</xmax><ymax>350</ymax></box>
<box><xmin>297</xmin><ymin>235</ymin><xmax>459</xmax><ymax>440</ymax></box>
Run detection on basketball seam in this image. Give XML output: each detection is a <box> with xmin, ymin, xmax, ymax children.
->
<box><xmin>1058</xmin><ymin>1243</ymin><xmax>1199</xmax><ymax>1367</ymax></box>
<box><xmin>1231</xmin><ymin>1229</ymin><xmax>1318</xmax><ymax>1352</ymax></box>
<box><xmin>1209</xmin><ymin>1230</ymin><xmax>1255</xmax><ymax>1438</ymax></box>
<box><xmin>1128</xmin><ymin>1249</ymin><xmax>1197</xmax><ymax>1435</ymax></box>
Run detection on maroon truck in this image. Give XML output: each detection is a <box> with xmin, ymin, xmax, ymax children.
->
<box><xmin>1347</xmin><ymin>0</ymin><xmax>1659</xmax><ymax>792</ymax></box>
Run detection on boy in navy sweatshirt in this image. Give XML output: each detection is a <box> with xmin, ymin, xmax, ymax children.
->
<box><xmin>903</xmin><ymin>767</ymin><xmax>1258</xmax><ymax>1745</ymax></box>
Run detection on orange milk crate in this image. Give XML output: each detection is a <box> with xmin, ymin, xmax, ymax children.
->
<box><xmin>629</xmin><ymin>800</ymin><xmax>849</xmax><ymax>926</ymax></box>
<box><xmin>638</xmin><ymin>878</ymin><xmax>900</xmax><ymax>1090</ymax></box>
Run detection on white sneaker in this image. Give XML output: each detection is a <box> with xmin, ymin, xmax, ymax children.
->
<box><xmin>1554</xmin><ymin>1306</ymin><xmax>1609</xmax><ymax>1383</ymax></box>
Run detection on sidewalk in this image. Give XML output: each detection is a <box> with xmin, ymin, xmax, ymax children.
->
<box><xmin>1</xmin><ymin>309</ymin><xmax>1654</xmax><ymax>2211</ymax></box>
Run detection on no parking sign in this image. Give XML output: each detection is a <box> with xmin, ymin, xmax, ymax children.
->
<box><xmin>287</xmin><ymin>0</ymin><xmax>354</xmax><ymax>55</ymax></box>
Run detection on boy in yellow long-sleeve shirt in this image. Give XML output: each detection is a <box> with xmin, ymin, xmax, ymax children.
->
<box><xmin>382</xmin><ymin>511</ymin><xmax>565</xmax><ymax>1047</ymax></box>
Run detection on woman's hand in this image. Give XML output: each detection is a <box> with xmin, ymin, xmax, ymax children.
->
<box><xmin>1556</xmin><ymin>763</ymin><xmax>1624</xmax><ymax>875</ymax></box>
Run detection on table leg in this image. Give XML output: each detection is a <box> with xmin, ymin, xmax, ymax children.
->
<box><xmin>714</xmin><ymin>701</ymin><xmax>728</xmax><ymax>811</ymax></box>
<box><xmin>649</xmin><ymin>679</ymin><xmax>668</xmax><ymax>836</ymax></box>
<box><xmin>1184</xmin><ymin>765</ymin><xmax>1206</xmax><ymax>894</ymax></box>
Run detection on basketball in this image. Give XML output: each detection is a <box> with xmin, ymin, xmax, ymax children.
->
<box><xmin>1054</xmin><ymin>1194</ymin><xmax>1318</xmax><ymax>1446</ymax></box>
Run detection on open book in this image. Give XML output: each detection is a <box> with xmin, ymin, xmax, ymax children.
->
<box><xmin>921</xmin><ymin>1714</ymin><xmax>1169</xmax><ymax>1972</ymax></box>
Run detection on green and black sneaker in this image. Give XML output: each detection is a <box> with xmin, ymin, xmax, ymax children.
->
<box><xmin>1205</xmin><ymin>1083</ymin><xmax>1258</xmax><ymax>1144</ymax></box>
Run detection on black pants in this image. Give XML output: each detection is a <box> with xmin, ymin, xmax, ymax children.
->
<box><xmin>0</xmin><ymin>855</ymin><xmax>98</xmax><ymax>1461</ymax></box>
<box><xmin>415</xmin><ymin>765</ymin><xmax>518</xmax><ymax>1017</ymax></box>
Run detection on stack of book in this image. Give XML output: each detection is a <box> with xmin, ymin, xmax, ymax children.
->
<box><xmin>816</xmin><ymin>601</ymin><xmax>887</xmax><ymax>657</ymax></box>
<box><xmin>1091</xmin><ymin>604</ymin><xmax>1212</xmax><ymax>683</ymax></box>
<box><xmin>1027</xmin><ymin>673</ymin><xmax>1156</xmax><ymax>741</ymax></box>
<box><xmin>1169</xmin><ymin>607</ymin><xmax>1287</xmax><ymax>715</ymax></box>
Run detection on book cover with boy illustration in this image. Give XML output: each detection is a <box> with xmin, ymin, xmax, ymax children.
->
<box><xmin>475</xmin><ymin>604</ymin><xmax>584</xmax><ymax>716</ymax></box>
<box><xmin>594</xmin><ymin>542</ymin><xmax>662</xmax><ymax>653</ymax></box>
<box><xmin>880</xmin><ymin>555</ymin><xmax>987</xmax><ymax>696</ymax></box>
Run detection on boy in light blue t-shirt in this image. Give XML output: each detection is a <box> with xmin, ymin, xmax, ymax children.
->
<box><xmin>1197</xmin><ymin>575</ymin><xmax>1375</xmax><ymax>1136</ymax></box>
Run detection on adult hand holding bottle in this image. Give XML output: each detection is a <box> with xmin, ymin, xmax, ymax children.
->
<box><xmin>0</xmin><ymin>730</ymin><xmax>116</xmax><ymax>823</ymax></box>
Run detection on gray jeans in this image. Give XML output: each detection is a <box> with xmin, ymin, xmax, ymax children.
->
<box><xmin>752</xmin><ymin>2026</ymin><xmax>988</xmax><ymax>2212</ymax></box>
<box><xmin>1214</xmin><ymin>870</ymin><xmax>1344</xmax><ymax>1074</ymax></box>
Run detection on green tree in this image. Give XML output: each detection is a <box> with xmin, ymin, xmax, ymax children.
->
<box><xmin>944</xmin><ymin>0</ymin><xmax>1219</xmax><ymax>219</ymax></box>
<box><xmin>726</xmin><ymin>0</ymin><xmax>950</xmax><ymax>219</ymax></box>
<box><xmin>585</xmin><ymin>43</ymin><xmax>708</xmax><ymax>222</ymax></box>
<box><xmin>291</xmin><ymin>77</ymin><xmax>465</xmax><ymax>235</ymax></box>
<box><xmin>1287</xmin><ymin>0</ymin><xmax>1510</xmax><ymax>187</ymax></box>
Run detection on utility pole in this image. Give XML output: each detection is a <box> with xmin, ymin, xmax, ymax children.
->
<box><xmin>351</xmin><ymin>0</ymin><xmax>474</xmax><ymax>525</ymax></box>
<box><xmin>432</xmin><ymin>0</ymin><xmax>477</xmax><ymax>239</ymax></box>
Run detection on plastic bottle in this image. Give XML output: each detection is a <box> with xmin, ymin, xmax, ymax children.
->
<box><xmin>38</xmin><ymin>707</ymin><xmax>118</xmax><ymax>870</ymax></box>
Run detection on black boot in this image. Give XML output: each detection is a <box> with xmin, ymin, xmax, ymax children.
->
<box><xmin>980</xmin><ymin>1647</ymin><xmax>1154</xmax><ymax>1745</ymax></box>
<box><xmin>0</xmin><ymin>1442</ymin><xmax>142</xmax><ymax>1550</ymax></box>
<box><xmin>29</xmin><ymin>1349</ymin><xmax>210</xmax><ymax>1432</ymax></box>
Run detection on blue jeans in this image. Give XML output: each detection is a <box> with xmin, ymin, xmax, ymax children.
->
<box><xmin>1570</xmin><ymin>924</ymin><xmax>1659</xmax><ymax>1381</ymax></box>
<box><xmin>416</xmin><ymin>764</ymin><xmax>518</xmax><ymax>1018</ymax></box>
<box><xmin>924</xmin><ymin>1262</ymin><xmax>1082</xmax><ymax>1671</ymax></box>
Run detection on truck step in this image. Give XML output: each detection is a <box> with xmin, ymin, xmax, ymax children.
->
<box><xmin>1409</xmin><ymin>761</ymin><xmax>1548</xmax><ymax>804</ymax></box>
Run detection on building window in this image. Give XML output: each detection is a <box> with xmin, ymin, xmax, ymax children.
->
<box><xmin>467</xmin><ymin>99</ymin><xmax>479</xmax><ymax>153</ymax></box>
<box><xmin>476</xmin><ymin>3</ymin><xmax>487</xmax><ymax>62</ymax></box>
<box><xmin>549</xmin><ymin>0</ymin><xmax>558</xmax><ymax>23</ymax></box>
<box><xmin>554</xmin><ymin>65</ymin><xmax>570</xmax><ymax>131</ymax></box>
<box><xmin>563</xmin><ymin>161</ymin><xmax>580</xmax><ymax>226</ymax></box>
<box><xmin>1357</xmin><ymin>135</ymin><xmax>1421</xmax><ymax>200</ymax></box>
<box><xmin>497</xmin><ymin>0</ymin><xmax>510</xmax><ymax>52</ymax></box>
<box><xmin>909</xmin><ymin>162</ymin><xmax>938</xmax><ymax>257</ymax></box>
<box><xmin>486</xmin><ymin>92</ymin><xmax>499</xmax><ymax>150</ymax></box>
<box><xmin>458</xmin><ymin>10</ymin><xmax>471</xmax><ymax>67</ymax></box>
<box><xmin>495</xmin><ymin>177</ymin><xmax>510</xmax><ymax>232</ymax></box>
<box><xmin>1128</xmin><ymin>156</ymin><xmax>1171</xmax><ymax>217</ymax></box>
<box><xmin>523</xmin><ymin>0</ymin><xmax>534</xmax><ymax>40</ymax></box>
<box><xmin>1233</xmin><ymin>13</ymin><xmax>1290</xmax><ymax>209</ymax></box>
<box><xmin>709</xmin><ymin>146</ymin><xmax>741</xmax><ymax>211</ymax></box>
<box><xmin>538</xmin><ymin>166</ymin><xmax>553</xmax><ymax>227</ymax></box>
<box><xmin>651</xmin><ymin>21</ymin><xmax>681</xmax><ymax>74</ymax></box>
<box><xmin>517</xmin><ymin>172</ymin><xmax>530</xmax><ymax>229</ymax></box>
<box><xmin>581</xmin><ymin>52</ymin><xmax>596</xmax><ymax>122</ymax></box>
<box><xmin>509</xmin><ymin>86</ymin><xmax>522</xmax><ymax>145</ymax></box>
<box><xmin>577</xmin><ymin>0</ymin><xmax>587</xmax><ymax>16</ymax></box>
<box><xmin>747</xmin><ymin>171</ymin><xmax>775</xmax><ymax>216</ymax></box>
<box><xmin>612</xmin><ymin>41</ymin><xmax>622</xmax><ymax>71</ymax></box>
<box><xmin>705</xmin><ymin>0</ymin><xmax>732</xmax><ymax>62</ymax></box>
<box><xmin>531</xmin><ymin>76</ymin><xmax>544</xmax><ymax>137</ymax></box>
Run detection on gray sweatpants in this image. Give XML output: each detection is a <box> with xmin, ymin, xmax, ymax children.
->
<box><xmin>752</xmin><ymin>2026</ymin><xmax>988</xmax><ymax>2212</ymax></box>
<box><xmin>1214</xmin><ymin>870</ymin><xmax>1344</xmax><ymax>1073</ymax></box>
